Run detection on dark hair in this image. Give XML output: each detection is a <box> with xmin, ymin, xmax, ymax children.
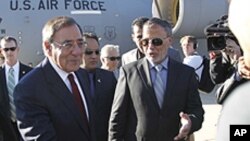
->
<box><xmin>83</xmin><ymin>32</ymin><xmax>100</xmax><ymax>45</ymax></box>
<box><xmin>0</xmin><ymin>36</ymin><xmax>18</xmax><ymax>47</ymax></box>
<box><xmin>131</xmin><ymin>17</ymin><xmax>149</xmax><ymax>31</ymax></box>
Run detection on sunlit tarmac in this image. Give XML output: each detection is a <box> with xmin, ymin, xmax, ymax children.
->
<box><xmin>194</xmin><ymin>89</ymin><xmax>222</xmax><ymax>141</ymax></box>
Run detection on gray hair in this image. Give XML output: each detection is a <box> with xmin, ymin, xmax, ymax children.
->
<box><xmin>144</xmin><ymin>17</ymin><xmax>173</xmax><ymax>37</ymax></box>
<box><xmin>42</xmin><ymin>16</ymin><xmax>82</xmax><ymax>43</ymax></box>
<box><xmin>100</xmin><ymin>44</ymin><xmax>120</xmax><ymax>57</ymax></box>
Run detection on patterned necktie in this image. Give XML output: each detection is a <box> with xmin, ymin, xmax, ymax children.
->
<box><xmin>68</xmin><ymin>74</ymin><xmax>89</xmax><ymax>131</ymax></box>
<box><xmin>7</xmin><ymin>67</ymin><xmax>16</xmax><ymax>121</ymax></box>
<box><xmin>154</xmin><ymin>65</ymin><xmax>165</xmax><ymax>108</ymax></box>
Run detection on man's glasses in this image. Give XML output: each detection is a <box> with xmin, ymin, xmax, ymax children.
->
<box><xmin>105</xmin><ymin>56</ymin><xmax>121</xmax><ymax>61</ymax></box>
<box><xmin>84</xmin><ymin>50</ymin><xmax>100</xmax><ymax>55</ymax></box>
<box><xmin>2</xmin><ymin>47</ymin><xmax>17</xmax><ymax>52</ymax></box>
<box><xmin>140</xmin><ymin>37</ymin><xmax>167</xmax><ymax>47</ymax></box>
<box><xmin>53</xmin><ymin>39</ymin><xmax>86</xmax><ymax>50</ymax></box>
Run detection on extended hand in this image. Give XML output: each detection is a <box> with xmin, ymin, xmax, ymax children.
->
<box><xmin>174</xmin><ymin>112</ymin><xmax>192</xmax><ymax>140</ymax></box>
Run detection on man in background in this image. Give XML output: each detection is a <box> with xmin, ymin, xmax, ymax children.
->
<box><xmin>82</xmin><ymin>33</ymin><xmax>117</xmax><ymax>141</ymax></box>
<box><xmin>100</xmin><ymin>44</ymin><xmax>121</xmax><ymax>79</ymax></box>
<box><xmin>180</xmin><ymin>35</ymin><xmax>203</xmax><ymax>81</ymax></box>
<box><xmin>122</xmin><ymin>16</ymin><xmax>181</xmax><ymax>66</ymax></box>
<box><xmin>0</xmin><ymin>36</ymin><xmax>32</xmax><ymax>141</ymax></box>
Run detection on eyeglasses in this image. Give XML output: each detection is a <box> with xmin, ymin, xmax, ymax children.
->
<box><xmin>84</xmin><ymin>50</ymin><xmax>100</xmax><ymax>55</ymax></box>
<box><xmin>105</xmin><ymin>56</ymin><xmax>121</xmax><ymax>61</ymax></box>
<box><xmin>140</xmin><ymin>37</ymin><xmax>167</xmax><ymax>47</ymax></box>
<box><xmin>2</xmin><ymin>47</ymin><xmax>17</xmax><ymax>52</ymax></box>
<box><xmin>53</xmin><ymin>39</ymin><xmax>86</xmax><ymax>50</ymax></box>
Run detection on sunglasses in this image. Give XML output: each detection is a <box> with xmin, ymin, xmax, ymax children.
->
<box><xmin>106</xmin><ymin>56</ymin><xmax>121</xmax><ymax>61</ymax></box>
<box><xmin>2</xmin><ymin>47</ymin><xmax>17</xmax><ymax>52</ymax></box>
<box><xmin>140</xmin><ymin>37</ymin><xmax>167</xmax><ymax>47</ymax></box>
<box><xmin>84</xmin><ymin>50</ymin><xmax>100</xmax><ymax>55</ymax></box>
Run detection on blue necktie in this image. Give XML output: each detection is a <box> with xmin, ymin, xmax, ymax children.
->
<box><xmin>7</xmin><ymin>67</ymin><xmax>16</xmax><ymax>121</ymax></box>
<box><xmin>154</xmin><ymin>65</ymin><xmax>165</xmax><ymax>108</ymax></box>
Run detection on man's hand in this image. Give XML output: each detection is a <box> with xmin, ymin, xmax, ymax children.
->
<box><xmin>174</xmin><ymin>112</ymin><xmax>192</xmax><ymax>140</ymax></box>
<box><xmin>223</xmin><ymin>38</ymin><xmax>241</xmax><ymax>62</ymax></box>
<box><xmin>238</xmin><ymin>56</ymin><xmax>250</xmax><ymax>79</ymax></box>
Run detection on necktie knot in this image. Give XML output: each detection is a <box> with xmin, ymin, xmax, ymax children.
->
<box><xmin>9</xmin><ymin>67</ymin><xmax>14</xmax><ymax>73</ymax></box>
<box><xmin>155</xmin><ymin>65</ymin><xmax>162</xmax><ymax>72</ymax></box>
<box><xmin>68</xmin><ymin>73</ymin><xmax>74</xmax><ymax>82</ymax></box>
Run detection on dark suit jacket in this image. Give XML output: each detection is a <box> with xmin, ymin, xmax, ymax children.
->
<box><xmin>0</xmin><ymin>62</ymin><xmax>32</xmax><ymax>141</ymax></box>
<box><xmin>209</xmin><ymin>53</ymin><xmax>235</xmax><ymax>84</ymax></box>
<box><xmin>109</xmin><ymin>58</ymin><xmax>204</xmax><ymax>141</ymax></box>
<box><xmin>13</xmin><ymin>58</ymin><xmax>95</xmax><ymax>141</ymax></box>
<box><xmin>216</xmin><ymin>73</ymin><xmax>248</xmax><ymax>104</ymax></box>
<box><xmin>90</xmin><ymin>68</ymin><xmax>117</xmax><ymax>141</ymax></box>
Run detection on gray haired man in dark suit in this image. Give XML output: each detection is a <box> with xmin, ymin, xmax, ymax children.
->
<box><xmin>13</xmin><ymin>16</ymin><xmax>95</xmax><ymax>141</ymax></box>
<box><xmin>122</xmin><ymin>17</ymin><xmax>181</xmax><ymax>66</ymax></box>
<box><xmin>109</xmin><ymin>17</ymin><xmax>204</xmax><ymax>141</ymax></box>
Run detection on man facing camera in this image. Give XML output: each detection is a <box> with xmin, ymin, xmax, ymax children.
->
<box><xmin>13</xmin><ymin>16</ymin><xmax>95</xmax><ymax>141</ymax></box>
<box><xmin>0</xmin><ymin>36</ymin><xmax>32</xmax><ymax>141</ymax></box>
<box><xmin>109</xmin><ymin>17</ymin><xmax>204</xmax><ymax>141</ymax></box>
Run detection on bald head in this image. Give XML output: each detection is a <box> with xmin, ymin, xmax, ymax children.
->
<box><xmin>229</xmin><ymin>0</ymin><xmax>250</xmax><ymax>65</ymax></box>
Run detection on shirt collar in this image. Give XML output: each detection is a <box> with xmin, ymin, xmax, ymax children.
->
<box><xmin>5</xmin><ymin>61</ymin><xmax>20</xmax><ymax>72</ymax></box>
<box><xmin>48</xmin><ymin>58</ymin><xmax>74</xmax><ymax>82</ymax></box>
<box><xmin>148</xmin><ymin>57</ymin><xmax>169</xmax><ymax>70</ymax></box>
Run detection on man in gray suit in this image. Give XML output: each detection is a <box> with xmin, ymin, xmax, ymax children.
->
<box><xmin>14</xmin><ymin>16</ymin><xmax>95</xmax><ymax>141</ymax></box>
<box><xmin>109</xmin><ymin>18</ymin><xmax>204</xmax><ymax>141</ymax></box>
<box><xmin>121</xmin><ymin>17</ymin><xmax>181</xmax><ymax>66</ymax></box>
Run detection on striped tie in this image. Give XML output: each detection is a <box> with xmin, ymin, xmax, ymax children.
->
<box><xmin>154</xmin><ymin>65</ymin><xmax>165</xmax><ymax>108</ymax></box>
<box><xmin>7</xmin><ymin>67</ymin><xmax>16</xmax><ymax>121</ymax></box>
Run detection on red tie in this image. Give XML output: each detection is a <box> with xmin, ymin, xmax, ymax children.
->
<box><xmin>68</xmin><ymin>74</ymin><xmax>89</xmax><ymax>131</ymax></box>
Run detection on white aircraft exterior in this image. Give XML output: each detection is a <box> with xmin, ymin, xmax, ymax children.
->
<box><xmin>0</xmin><ymin>0</ymin><xmax>229</xmax><ymax>65</ymax></box>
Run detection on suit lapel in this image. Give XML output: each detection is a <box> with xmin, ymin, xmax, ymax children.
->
<box><xmin>0</xmin><ymin>66</ymin><xmax>10</xmax><ymax>106</ymax></box>
<box><xmin>0</xmin><ymin>66</ymin><xmax>6</xmax><ymax>87</ymax></box>
<box><xmin>18</xmin><ymin>63</ymin><xmax>30</xmax><ymax>80</ymax></box>
<box><xmin>0</xmin><ymin>66</ymin><xmax>10</xmax><ymax>114</ymax></box>
<box><xmin>162</xmin><ymin>59</ymin><xmax>178</xmax><ymax>109</ymax></box>
<box><xmin>0</xmin><ymin>66</ymin><xmax>8</xmax><ymax>94</ymax></box>
<box><xmin>41</xmin><ymin>59</ymin><xmax>90</xmax><ymax>138</ymax></box>
<box><xmin>75</xmin><ymin>70</ymin><xmax>94</xmax><ymax>136</ymax></box>
<box><xmin>137</xmin><ymin>58</ymin><xmax>160</xmax><ymax>109</ymax></box>
<box><xmin>93</xmin><ymin>69</ymin><xmax>100</xmax><ymax>105</ymax></box>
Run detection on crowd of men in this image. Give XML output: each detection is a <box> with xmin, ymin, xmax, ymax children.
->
<box><xmin>1</xmin><ymin>0</ymin><xmax>250</xmax><ymax>140</ymax></box>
